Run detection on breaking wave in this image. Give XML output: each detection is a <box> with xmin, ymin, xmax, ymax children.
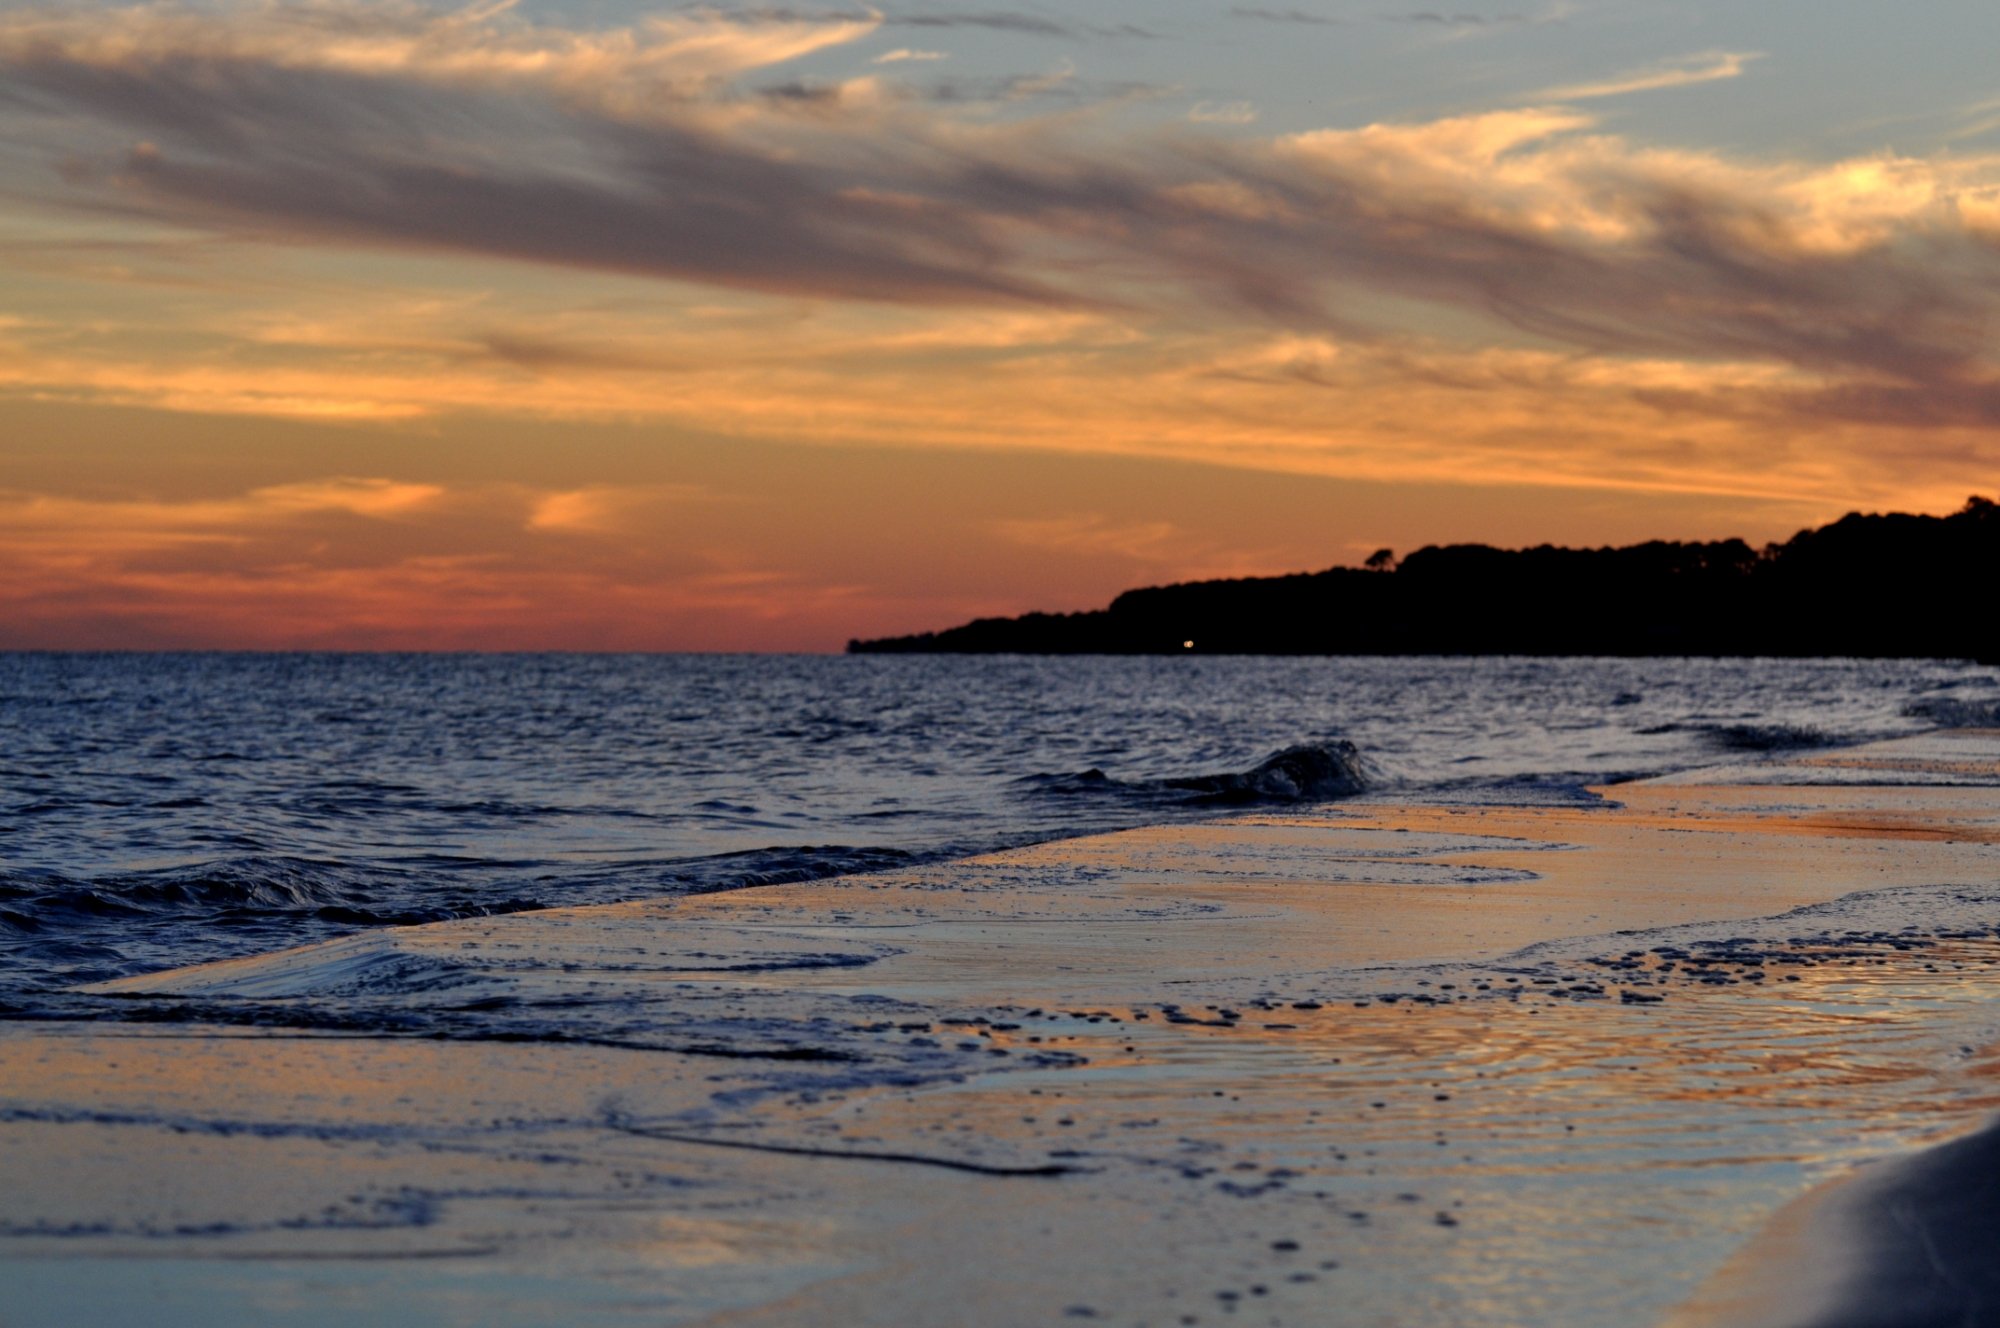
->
<box><xmin>1021</xmin><ymin>740</ymin><xmax>1370</xmax><ymax>806</ymax></box>
<box><xmin>1705</xmin><ymin>723</ymin><xmax>1833</xmax><ymax>752</ymax></box>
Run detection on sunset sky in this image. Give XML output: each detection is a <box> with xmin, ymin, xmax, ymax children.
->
<box><xmin>4</xmin><ymin>0</ymin><xmax>1999</xmax><ymax>648</ymax></box>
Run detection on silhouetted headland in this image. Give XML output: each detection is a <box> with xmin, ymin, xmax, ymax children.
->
<box><xmin>849</xmin><ymin>497</ymin><xmax>2000</xmax><ymax>660</ymax></box>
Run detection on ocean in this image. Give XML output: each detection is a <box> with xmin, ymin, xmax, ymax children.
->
<box><xmin>5</xmin><ymin>652</ymin><xmax>1997</xmax><ymax>1003</ymax></box>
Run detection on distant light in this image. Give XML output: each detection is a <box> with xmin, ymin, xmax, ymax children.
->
<box><xmin>1183</xmin><ymin>640</ymin><xmax>1194</xmax><ymax>649</ymax></box>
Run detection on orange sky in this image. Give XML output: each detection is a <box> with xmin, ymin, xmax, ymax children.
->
<box><xmin>4</xmin><ymin>1</ymin><xmax>1999</xmax><ymax>649</ymax></box>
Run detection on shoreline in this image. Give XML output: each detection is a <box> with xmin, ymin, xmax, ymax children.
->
<box><xmin>6</xmin><ymin>731</ymin><xmax>2000</xmax><ymax>1324</ymax></box>
<box><xmin>6</xmin><ymin>652</ymin><xmax>1987</xmax><ymax>1004</ymax></box>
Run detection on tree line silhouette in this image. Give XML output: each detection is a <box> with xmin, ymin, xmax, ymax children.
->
<box><xmin>849</xmin><ymin>497</ymin><xmax>2000</xmax><ymax>661</ymax></box>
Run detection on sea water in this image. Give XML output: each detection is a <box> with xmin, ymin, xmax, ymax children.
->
<box><xmin>3</xmin><ymin>652</ymin><xmax>1997</xmax><ymax>998</ymax></box>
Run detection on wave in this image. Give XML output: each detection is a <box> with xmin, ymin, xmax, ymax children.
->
<box><xmin>661</xmin><ymin>845</ymin><xmax>923</xmax><ymax>892</ymax></box>
<box><xmin>0</xmin><ymin>857</ymin><xmax>545</xmax><ymax>931</ymax></box>
<box><xmin>1634</xmin><ymin>721</ymin><xmax>1833</xmax><ymax>752</ymax></box>
<box><xmin>1704</xmin><ymin>723</ymin><xmax>1832</xmax><ymax>752</ymax></box>
<box><xmin>0</xmin><ymin>847</ymin><xmax>946</xmax><ymax>954</ymax></box>
<box><xmin>1163</xmin><ymin>741</ymin><xmax>1371</xmax><ymax>802</ymax></box>
<box><xmin>1020</xmin><ymin>740</ymin><xmax>1371</xmax><ymax>807</ymax></box>
<box><xmin>0</xmin><ymin>857</ymin><xmax>551</xmax><ymax>989</ymax></box>
<box><xmin>4</xmin><ymin>743</ymin><xmax>1374</xmax><ymax>993</ymax></box>
<box><xmin>1906</xmin><ymin>696</ymin><xmax>2000</xmax><ymax>729</ymax></box>
<box><xmin>8</xmin><ymin>654</ymin><xmax>1996</xmax><ymax>1022</ymax></box>
<box><xmin>1416</xmin><ymin>774</ymin><xmax>1624</xmax><ymax>808</ymax></box>
<box><xmin>0</xmin><ymin>842</ymin><xmax>1003</xmax><ymax>992</ymax></box>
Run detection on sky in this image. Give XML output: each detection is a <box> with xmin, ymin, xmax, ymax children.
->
<box><xmin>3</xmin><ymin>0</ymin><xmax>1999</xmax><ymax>649</ymax></box>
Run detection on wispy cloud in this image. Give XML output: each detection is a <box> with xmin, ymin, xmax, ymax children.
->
<box><xmin>7</xmin><ymin>3</ymin><xmax>2000</xmax><ymax>508</ymax></box>
<box><xmin>873</xmin><ymin>47</ymin><xmax>947</xmax><ymax>63</ymax></box>
<box><xmin>1190</xmin><ymin>100</ymin><xmax>1258</xmax><ymax>125</ymax></box>
<box><xmin>1230</xmin><ymin>7</ymin><xmax>1343</xmax><ymax>25</ymax></box>
<box><xmin>0</xmin><ymin>471</ymin><xmax>903</xmax><ymax>649</ymax></box>
<box><xmin>0</xmin><ymin>478</ymin><xmax>444</xmax><ymax>551</ymax></box>
<box><xmin>0</xmin><ymin>1</ymin><xmax>884</xmax><ymax>106</ymax></box>
<box><xmin>526</xmin><ymin>484</ymin><xmax>711</xmax><ymax>533</ymax></box>
<box><xmin>1384</xmin><ymin>11</ymin><xmax>1526</xmax><ymax>27</ymax></box>
<box><xmin>4</xmin><ymin>8</ymin><xmax>1996</xmax><ymax>386</ymax></box>
<box><xmin>886</xmin><ymin>10</ymin><xmax>1068</xmax><ymax>36</ymax></box>
<box><xmin>1947</xmin><ymin>95</ymin><xmax>2000</xmax><ymax>144</ymax></box>
<box><xmin>882</xmin><ymin>10</ymin><xmax>1157</xmax><ymax>39</ymax></box>
<box><xmin>1535</xmin><ymin>50</ymin><xmax>1761</xmax><ymax>102</ymax></box>
<box><xmin>0</xmin><ymin>3</ymin><xmax>1063</xmax><ymax>306</ymax></box>
<box><xmin>989</xmin><ymin>513</ymin><xmax>1181</xmax><ymax>561</ymax></box>
<box><xmin>1233</xmin><ymin>6</ymin><xmax>1540</xmax><ymax>28</ymax></box>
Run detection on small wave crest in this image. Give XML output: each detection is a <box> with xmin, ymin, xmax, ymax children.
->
<box><xmin>1704</xmin><ymin>723</ymin><xmax>1832</xmax><ymax>753</ymax></box>
<box><xmin>663</xmin><ymin>845</ymin><xmax>921</xmax><ymax>892</ymax></box>
<box><xmin>0</xmin><ymin>858</ymin><xmax>544</xmax><ymax>931</ymax></box>
<box><xmin>0</xmin><ymin>857</ymin><xmax>548</xmax><ymax>989</ymax></box>
<box><xmin>1906</xmin><ymin>696</ymin><xmax>2000</xmax><ymax>729</ymax></box>
<box><xmin>1021</xmin><ymin>740</ymin><xmax>1370</xmax><ymax>807</ymax></box>
<box><xmin>0</xmin><ymin>844</ymin><xmax>959</xmax><ymax>994</ymax></box>
<box><xmin>1638</xmin><ymin>721</ymin><xmax>1834</xmax><ymax>752</ymax></box>
<box><xmin>3</xmin><ymin>859</ymin><xmax>345</xmax><ymax>924</ymax></box>
<box><xmin>1165</xmin><ymin>741</ymin><xmax>1371</xmax><ymax>803</ymax></box>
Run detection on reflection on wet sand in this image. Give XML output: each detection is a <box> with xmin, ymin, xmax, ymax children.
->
<box><xmin>743</xmin><ymin>932</ymin><xmax>2000</xmax><ymax>1325</ymax></box>
<box><xmin>6</xmin><ymin>732</ymin><xmax>2000</xmax><ymax>1326</ymax></box>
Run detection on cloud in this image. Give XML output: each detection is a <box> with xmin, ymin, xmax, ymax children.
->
<box><xmin>882</xmin><ymin>11</ymin><xmax>1160</xmax><ymax>39</ymax></box>
<box><xmin>253</xmin><ymin>477</ymin><xmax>444</xmax><ymax>516</ymax></box>
<box><xmin>873</xmin><ymin>47</ymin><xmax>947</xmax><ymax>63</ymax></box>
<box><xmin>1240</xmin><ymin>7</ymin><xmax>1536</xmax><ymax>31</ymax></box>
<box><xmin>8</xmin><ymin>2</ymin><xmax>2000</xmax><ymax>500</ymax></box>
<box><xmin>1535</xmin><ymin>50</ymin><xmax>1761</xmax><ymax>102</ymax></box>
<box><xmin>527</xmin><ymin>488</ymin><xmax>622</xmax><ymax>533</ymax></box>
<box><xmin>0</xmin><ymin>470</ymin><xmax>892</xmax><ymax>649</ymax></box>
<box><xmin>1386</xmin><ymin>12</ymin><xmax>1524</xmax><ymax>26</ymax></box>
<box><xmin>0</xmin><ymin>3</ymin><xmax>1064</xmax><ymax>307</ymax></box>
<box><xmin>1230</xmin><ymin>8</ymin><xmax>1343</xmax><ymax>25</ymax></box>
<box><xmin>526</xmin><ymin>484</ymin><xmax>711</xmax><ymax>533</ymax></box>
<box><xmin>908</xmin><ymin>68</ymin><xmax>1162</xmax><ymax>106</ymax></box>
<box><xmin>3</xmin><ymin>6</ymin><xmax>1961</xmax><ymax>357</ymax></box>
<box><xmin>1190</xmin><ymin>100</ymin><xmax>1258</xmax><ymax>125</ymax></box>
<box><xmin>474</xmin><ymin>332</ymin><xmax>680</xmax><ymax>374</ymax></box>
<box><xmin>990</xmin><ymin>513</ymin><xmax>1181</xmax><ymax>560</ymax></box>
<box><xmin>1002</xmin><ymin>58</ymin><xmax>1075</xmax><ymax>100</ymax></box>
<box><xmin>0</xmin><ymin>478</ymin><xmax>444</xmax><ymax>553</ymax></box>
<box><xmin>885</xmin><ymin>11</ymin><xmax>1070</xmax><ymax>36</ymax></box>
<box><xmin>1384</xmin><ymin>3</ymin><xmax>1577</xmax><ymax>35</ymax></box>
<box><xmin>0</xmin><ymin>2</ymin><xmax>883</xmax><ymax>117</ymax></box>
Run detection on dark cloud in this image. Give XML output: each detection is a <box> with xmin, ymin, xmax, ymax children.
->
<box><xmin>1232</xmin><ymin>8</ymin><xmax>1532</xmax><ymax>29</ymax></box>
<box><xmin>1384</xmin><ymin>11</ymin><xmax>1527</xmax><ymax>25</ymax></box>
<box><xmin>753</xmin><ymin>78</ymin><xmax>852</xmax><ymax>105</ymax></box>
<box><xmin>889</xmin><ymin>11</ymin><xmax>1072</xmax><ymax>36</ymax></box>
<box><xmin>1230</xmin><ymin>7</ymin><xmax>1345</xmax><ymax>25</ymax></box>
<box><xmin>474</xmin><ymin>334</ymin><xmax>681</xmax><ymax>375</ymax></box>
<box><xmin>910</xmin><ymin>74</ymin><xmax>1164</xmax><ymax>104</ymax></box>
<box><xmin>890</xmin><ymin>12</ymin><xmax>1160</xmax><ymax>39</ymax></box>
<box><xmin>679</xmin><ymin>5</ymin><xmax>874</xmax><ymax>22</ymax></box>
<box><xmin>6</xmin><ymin>49</ymin><xmax>1066</xmax><ymax>307</ymax></box>
<box><xmin>700</xmin><ymin>7</ymin><xmax>1156</xmax><ymax>39</ymax></box>
<box><xmin>1181</xmin><ymin>153</ymin><xmax>1995</xmax><ymax>399</ymax></box>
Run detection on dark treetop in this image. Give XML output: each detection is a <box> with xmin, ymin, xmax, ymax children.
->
<box><xmin>849</xmin><ymin>497</ymin><xmax>2000</xmax><ymax>660</ymax></box>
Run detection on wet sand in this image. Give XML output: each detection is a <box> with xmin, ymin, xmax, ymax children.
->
<box><xmin>7</xmin><ymin>731</ymin><xmax>2000</xmax><ymax>1326</ymax></box>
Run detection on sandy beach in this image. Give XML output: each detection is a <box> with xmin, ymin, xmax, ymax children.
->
<box><xmin>10</xmin><ymin>0</ymin><xmax>2000</xmax><ymax>1316</ymax></box>
<box><xmin>7</xmin><ymin>729</ymin><xmax>2000</xmax><ymax>1326</ymax></box>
